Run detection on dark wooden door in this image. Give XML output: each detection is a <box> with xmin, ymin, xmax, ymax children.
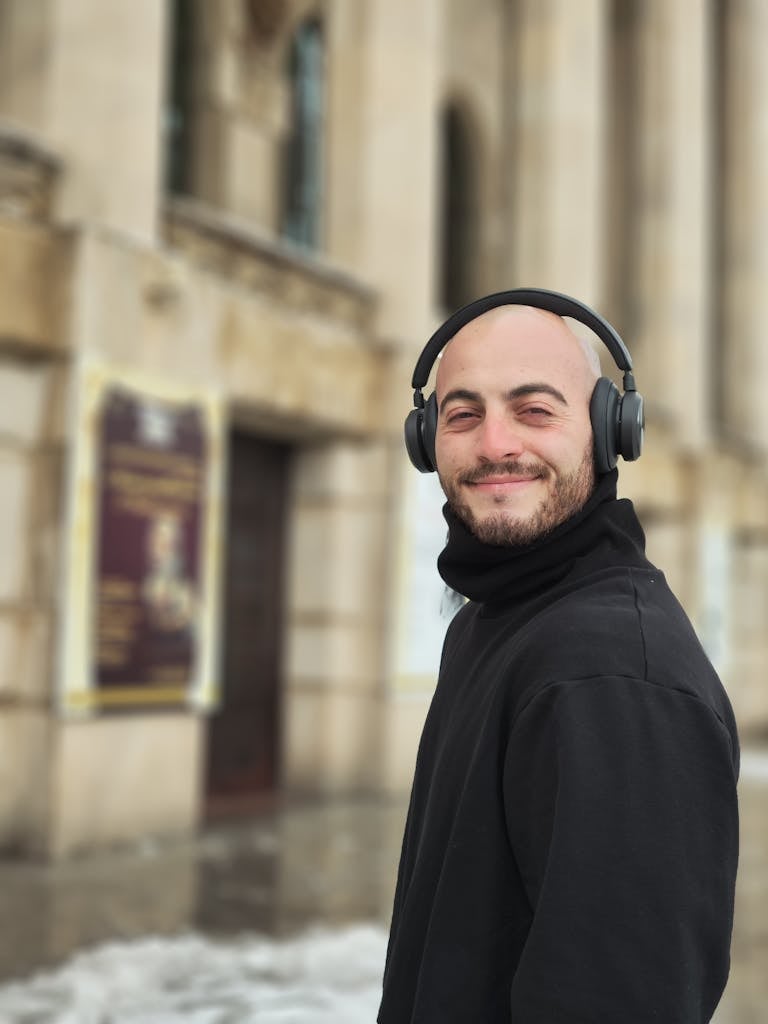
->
<box><xmin>205</xmin><ymin>431</ymin><xmax>291</xmax><ymax>813</ymax></box>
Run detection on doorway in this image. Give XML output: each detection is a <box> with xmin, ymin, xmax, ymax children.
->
<box><xmin>205</xmin><ymin>430</ymin><xmax>292</xmax><ymax>815</ymax></box>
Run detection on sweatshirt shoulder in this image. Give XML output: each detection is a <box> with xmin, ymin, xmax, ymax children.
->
<box><xmin>511</xmin><ymin>566</ymin><xmax>731</xmax><ymax>721</ymax></box>
<box><xmin>511</xmin><ymin>566</ymin><xmax>648</xmax><ymax>685</ymax></box>
<box><xmin>629</xmin><ymin>568</ymin><xmax>735</xmax><ymax>723</ymax></box>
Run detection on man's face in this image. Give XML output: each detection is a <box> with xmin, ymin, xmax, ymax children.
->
<box><xmin>434</xmin><ymin>307</ymin><xmax>597</xmax><ymax>547</ymax></box>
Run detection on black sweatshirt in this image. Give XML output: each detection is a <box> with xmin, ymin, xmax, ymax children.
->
<box><xmin>379</xmin><ymin>472</ymin><xmax>739</xmax><ymax>1023</ymax></box>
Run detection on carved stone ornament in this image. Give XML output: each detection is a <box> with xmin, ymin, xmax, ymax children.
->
<box><xmin>244</xmin><ymin>0</ymin><xmax>289</xmax><ymax>43</ymax></box>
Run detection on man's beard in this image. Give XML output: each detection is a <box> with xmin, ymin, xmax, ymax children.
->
<box><xmin>440</xmin><ymin>441</ymin><xmax>596</xmax><ymax>547</ymax></box>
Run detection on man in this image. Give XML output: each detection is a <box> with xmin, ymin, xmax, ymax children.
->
<box><xmin>379</xmin><ymin>291</ymin><xmax>739</xmax><ymax>1023</ymax></box>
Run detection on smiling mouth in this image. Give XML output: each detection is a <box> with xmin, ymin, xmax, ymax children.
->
<box><xmin>469</xmin><ymin>476</ymin><xmax>539</xmax><ymax>489</ymax></box>
<box><xmin>463</xmin><ymin>470</ymin><xmax>544</xmax><ymax>486</ymax></box>
<box><xmin>460</xmin><ymin>461</ymin><xmax>549</xmax><ymax>487</ymax></box>
<box><xmin>471</xmin><ymin>474</ymin><xmax>537</xmax><ymax>484</ymax></box>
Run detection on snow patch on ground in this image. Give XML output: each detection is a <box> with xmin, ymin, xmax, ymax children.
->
<box><xmin>0</xmin><ymin>924</ymin><xmax>388</xmax><ymax>1024</ymax></box>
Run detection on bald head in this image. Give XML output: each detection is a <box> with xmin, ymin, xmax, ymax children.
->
<box><xmin>435</xmin><ymin>305</ymin><xmax>601</xmax><ymax>402</ymax></box>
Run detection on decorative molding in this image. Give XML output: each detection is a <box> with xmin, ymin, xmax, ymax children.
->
<box><xmin>0</xmin><ymin>121</ymin><xmax>60</xmax><ymax>222</ymax></box>
<box><xmin>163</xmin><ymin>195</ymin><xmax>377</xmax><ymax>331</ymax></box>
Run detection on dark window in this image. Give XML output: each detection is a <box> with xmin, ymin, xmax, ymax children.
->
<box><xmin>165</xmin><ymin>0</ymin><xmax>195</xmax><ymax>194</ymax></box>
<box><xmin>280</xmin><ymin>17</ymin><xmax>325</xmax><ymax>248</ymax></box>
<box><xmin>605</xmin><ymin>0</ymin><xmax>641</xmax><ymax>337</ymax></box>
<box><xmin>438</xmin><ymin>103</ymin><xmax>477</xmax><ymax>311</ymax></box>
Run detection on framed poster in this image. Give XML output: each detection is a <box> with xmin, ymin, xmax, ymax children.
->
<box><xmin>58</xmin><ymin>358</ymin><xmax>225</xmax><ymax>714</ymax></box>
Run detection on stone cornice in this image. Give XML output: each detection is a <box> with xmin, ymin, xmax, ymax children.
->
<box><xmin>0</xmin><ymin>120</ymin><xmax>61</xmax><ymax>222</ymax></box>
<box><xmin>163</xmin><ymin>195</ymin><xmax>377</xmax><ymax>332</ymax></box>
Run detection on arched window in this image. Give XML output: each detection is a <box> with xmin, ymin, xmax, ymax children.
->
<box><xmin>438</xmin><ymin>103</ymin><xmax>477</xmax><ymax>312</ymax></box>
<box><xmin>280</xmin><ymin>17</ymin><xmax>324</xmax><ymax>248</ymax></box>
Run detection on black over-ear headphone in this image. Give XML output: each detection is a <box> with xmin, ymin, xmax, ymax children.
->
<box><xmin>404</xmin><ymin>287</ymin><xmax>644</xmax><ymax>476</ymax></box>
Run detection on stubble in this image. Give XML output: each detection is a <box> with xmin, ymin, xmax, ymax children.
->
<box><xmin>440</xmin><ymin>440</ymin><xmax>596</xmax><ymax>547</ymax></box>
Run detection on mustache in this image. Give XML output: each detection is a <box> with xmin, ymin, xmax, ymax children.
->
<box><xmin>459</xmin><ymin>460</ymin><xmax>551</xmax><ymax>485</ymax></box>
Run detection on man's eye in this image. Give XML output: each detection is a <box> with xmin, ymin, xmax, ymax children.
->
<box><xmin>446</xmin><ymin>410</ymin><xmax>478</xmax><ymax>423</ymax></box>
<box><xmin>523</xmin><ymin>406</ymin><xmax>552</xmax><ymax>418</ymax></box>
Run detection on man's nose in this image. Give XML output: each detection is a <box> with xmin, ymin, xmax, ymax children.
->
<box><xmin>476</xmin><ymin>414</ymin><xmax>525</xmax><ymax>462</ymax></box>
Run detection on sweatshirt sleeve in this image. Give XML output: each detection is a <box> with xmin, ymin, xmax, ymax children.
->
<box><xmin>502</xmin><ymin>677</ymin><xmax>739</xmax><ymax>1023</ymax></box>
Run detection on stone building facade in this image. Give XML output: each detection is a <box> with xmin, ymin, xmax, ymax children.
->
<box><xmin>0</xmin><ymin>0</ymin><xmax>766</xmax><ymax>857</ymax></box>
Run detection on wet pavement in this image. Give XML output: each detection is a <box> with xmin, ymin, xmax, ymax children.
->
<box><xmin>0</xmin><ymin>799</ymin><xmax>407</xmax><ymax>985</ymax></box>
<box><xmin>0</xmin><ymin>752</ymin><xmax>765</xmax><ymax>1021</ymax></box>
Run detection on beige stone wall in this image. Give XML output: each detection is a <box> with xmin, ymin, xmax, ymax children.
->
<box><xmin>0</xmin><ymin>0</ymin><xmax>51</xmax><ymax>129</ymax></box>
<box><xmin>0</xmin><ymin>359</ymin><xmax>66</xmax><ymax>694</ymax></box>
<box><xmin>0</xmin><ymin>0</ymin><xmax>167</xmax><ymax>243</ymax></box>
<box><xmin>382</xmin><ymin>694</ymin><xmax>432</xmax><ymax>794</ymax></box>
<box><xmin>625</xmin><ymin>0</ymin><xmax>713</xmax><ymax>449</ymax></box>
<box><xmin>507</xmin><ymin>0</ymin><xmax>607</xmax><ymax>301</ymax></box>
<box><xmin>49</xmin><ymin>0</ymin><xmax>167</xmax><ymax>242</ymax></box>
<box><xmin>0</xmin><ymin>710</ymin><xmax>50</xmax><ymax>851</ymax></box>
<box><xmin>284</xmin><ymin>440</ymin><xmax>392</xmax><ymax>793</ymax></box>
<box><xmin>0</xmin><ymin>130</ymin><xmax>70</xmax><ymax>847</ymax></box>
<box><xmin>0</xmin><ymin>386</ymin><xmax>62</xmax><ymax>852</ymax></box>
<box><xmin>0</xmin><ymin>220</ymin><xmax>70</xmax><ymax>352</ymax></box>
<box><xmin>56</xmin><ymin>206</ymin><xmax>386</xmax><ymax>836</ymax></box>
<box><xmin>0</xmin><ymin>135</ymin><xmax>70</xmax><ymax>851</ymax></box>
<box><xmin>731</xmin><ymin>541</ymin><xmax>768</xmax><ymax>728</ymax></box>
<box><xmin>47</xmin><ymin>715</ymin><xmax>203</xmax><ymax>858</ymax></box>
<box><xmin>324</xmin><ymin>0</ymin><xmax>369</xmax><ymax>269</ymax></box>
<box><xmin>1</xmin><ymin>95</ymin><xmax>391</xmax><ymax>851</ymax></box>
<box><xmin>718</xmin><ymin>0</ymin><xmax>768</xmax><ymax>456</ymax></box>
<box><xmin>2</xmin><ymin>0</ymin><xmax>768</xmax><ymax>857</ymax></box>
<box><xmin>351</xmin><ymin>0</ymin><xmax>441</xmax><ymax>342</ymax></box>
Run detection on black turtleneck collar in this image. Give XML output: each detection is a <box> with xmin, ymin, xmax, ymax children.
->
<box><xmin>437</xmin><ymin>469</ymin><xmax>649</xmax><ymax>607</ymax></box>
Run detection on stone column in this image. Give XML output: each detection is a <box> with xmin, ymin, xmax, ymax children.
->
<box><xmin>507</xmin><ymin>0</ymin><xmax>607</xmax><ymax>304</ymax></box>
<box><xmin>44</xmin><ymin>0</ymin><xmax>168</xmax><ymax>244</ymax></box>
<box><xmin>347</xmin><ymin>0</ymin><xmax>442</xmax><ymax>794</ymax></box>
<box><xmin>354</xmin><ymin>0</ymin><xmax>441</xmax><ymax>343</ymax></box>
<box><xmin>0</xmin><ymin>140</ymin><xmax>70</xmax><ymax>852</ymax></box>
<box><xmin>629</xmin><ymin>0</ymin><xmax>712</xmax><ymax>449</ymax></box>
<box><xmin>718</xmin><ymin>0</ymin><xmax>768</xmax><ymax>454</ymax></box>
<box><xmin>0</xmin><ymin>0</ymin><xmax>52</xmax><ymax>128</ymax></box>
<box><xmin>283</xmin><ymin>441</ymin><xmax>390</xmax><ymax>794</ymax></box>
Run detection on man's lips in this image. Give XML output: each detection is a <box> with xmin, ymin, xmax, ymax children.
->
<box><xmin>471</xmin><ymin>475</ymin><xmax>535</xmax><ymax>484</ymax></box>
<box><xmin>468</xmin><ymin>477</ymin><xmax>540</xmax><ymax>493</ymax></box>
<box><xmin>458</xmin><ymin>463</ymin><xmax>549</xmax><ymax>490</ymax></box>
<box><xmin>464</xmin><ymin>474</ymin><xmax>541</xmax><ymax>487</ymax></box>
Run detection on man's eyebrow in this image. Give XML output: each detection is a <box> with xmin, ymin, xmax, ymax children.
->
<box><xmin>439</xmin><ymin>383</ymin><xmax>568</xmax><ymax>415</ymax></box>
<box><xmin>439</xmin><ymin>388</ymin><xmax>482</xmax><ymax>414</ymax></box>
<box><xmin>506</xmin><ymin>383</ymin><xmax>568</xmax><ymax>406</ymax></box>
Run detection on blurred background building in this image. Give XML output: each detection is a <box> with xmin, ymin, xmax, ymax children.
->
<box><xmin>1</xmin><ymin>0</ymin><xmax>767</xmax><ymax>859</ymax></box>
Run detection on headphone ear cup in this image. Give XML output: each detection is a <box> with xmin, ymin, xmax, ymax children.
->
<box><xmin>422</xmin><ymin>392</ymin><xmax>438</xmax><ymax>471</ymax></box>
<box><xmin>404</xmin><ymin>407</ymin><xmax>429</xmax><ymax>471</ymax></box>
<box><xmin>618</xmin><ymin>390</ymin><xmax>644</xmax><ymax>462</ymax></box>
<box><xmin>590</xmin><ymin>377</ymin><xmax>620</xmax><ymax>474</ymax></box>
<box><xmin>404</xmin><ymin>402</ymin><xmax>436</xmax><ymax>472</ymax></box>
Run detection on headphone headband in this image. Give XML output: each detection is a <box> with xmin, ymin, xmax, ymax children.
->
<box><xmin>411</xmin><ymin>287</ymin><xmax>633</xmax><ymax>390</ymax></box>
<box><xmin>404</xmin><ymin>286</ymin><xmax>644</xmax><ymax>475</ymax></box>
